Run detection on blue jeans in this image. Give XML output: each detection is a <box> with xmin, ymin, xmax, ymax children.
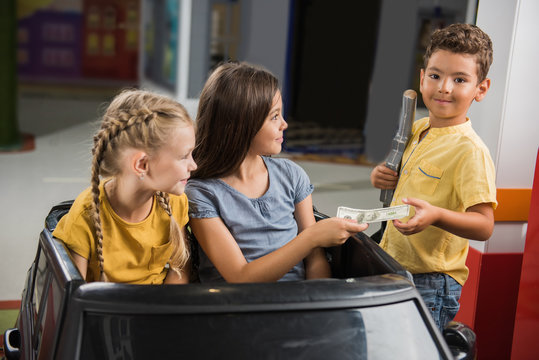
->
<box><xmin>412</xmin><ymin>273</ymin><xmax>462</xmax><ymax>331</ymax></box>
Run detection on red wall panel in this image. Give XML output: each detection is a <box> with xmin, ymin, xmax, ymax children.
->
<box><xmin>512</xmin><ymin>148</ymin><xmax>539</xmax><ymax>359</ymax></box>
<box><xmin>455</xmin><ymin>248</ymin><xmax>523</xmax><ymax>359</ymax></box>
<box><xmin>455</xmin><ymin>247</ymin><xmax>481</xmax><ymax>328</ymax></box>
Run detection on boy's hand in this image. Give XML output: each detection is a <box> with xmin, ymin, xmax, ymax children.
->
<box><xmin>370</xmin><ymin>163</ymin><xmax>398</xmax><ymax>189</ymax></box>
<box><xmin>392</xmin><ymin>197</ymin><xmax>439</xmax><ymax>235</ymax></box>
<box><xmin>393</xmin><ymin>198</ymin><xmax>495</xmax><ymax>240</ymax></box>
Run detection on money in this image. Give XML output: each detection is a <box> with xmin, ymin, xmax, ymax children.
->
<box><xmin>336</xmin><ymin>204</ymin><xmax>410</xmax><ymax>223</ymax></box>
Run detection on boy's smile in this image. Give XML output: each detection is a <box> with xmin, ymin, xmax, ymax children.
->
<box><xmin>420</xmin><ymin>49</ymin><xmax>490</xmax><ymax>128</ymax></box>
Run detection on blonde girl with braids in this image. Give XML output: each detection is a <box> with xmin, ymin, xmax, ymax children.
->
<box><xmin>53</xmin><ymin>89</ymin><xmax>197</xmax><ymax>284</ymax></box>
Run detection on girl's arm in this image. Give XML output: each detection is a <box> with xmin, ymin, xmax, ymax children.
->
<box><xmin>164</xmin><ymin>227</ymin><xmax>191</xmax><ymax>284</ymax></box>
<box><xmin>190</xmin><ymin>213</ymin><xmax>366</xmax><ymax>283</ymax></box>
<box><xmin>69</xmin><ymin>250</ymin><xmax>88</xmax><ymax>279</ymax></box>
<box><xmin>294</xmin><ymin>195</ymin><xmax>331</xmax><ymax>279</ymax></box>
<box><xmin>392</xmin><ymin>198</ymin><xmax>494</xmax><ymax>241</ymax></box>
<box><xmin>164</xmin><ymin>265</ymin><xmax>190</xmax><ymax>284</ymax></box>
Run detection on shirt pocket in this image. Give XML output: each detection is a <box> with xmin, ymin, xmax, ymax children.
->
<box><xmin>415</xmin><ymin>160</ymin><xmax>443</xmax><ymax>195</ymax></box>
<box><xmin>148</xmin><ymin>240</ymin><xmax>173</xmax><ymax>274</ymax></box>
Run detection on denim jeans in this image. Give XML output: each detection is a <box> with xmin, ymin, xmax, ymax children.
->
<box><xmin>412</xmin><ymin>273</ymin><xmax>462</xmax><ymax>332</ymax></box>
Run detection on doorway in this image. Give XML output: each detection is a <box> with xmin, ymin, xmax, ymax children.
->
<box><xmin>285</xmin><ymin>0</ymin><xmax>381</xmax><ymax>162</ymax></box>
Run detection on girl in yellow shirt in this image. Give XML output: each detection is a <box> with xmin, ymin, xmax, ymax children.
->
<box><xmin>53</xmin><ymin>89</ymin><xmax>197</xmax><ymax>284</ymax></box>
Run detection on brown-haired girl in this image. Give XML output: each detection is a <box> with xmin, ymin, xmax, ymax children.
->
<box><xmin>53</xmin><ymin>89</ymin><xmax>197</xmax><ymax>284</ymax></box>
<box><xmin>186</xmin><ymin>62</ymin><xmax>367</xmax><ymax>283</ymax></box>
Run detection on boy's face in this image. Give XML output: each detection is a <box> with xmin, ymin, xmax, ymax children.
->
<box><xmin>420</xmin><ymin>49</ymin><xmax>490</xmax><ymax>127</ymax></box>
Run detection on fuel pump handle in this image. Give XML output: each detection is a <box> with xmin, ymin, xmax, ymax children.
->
<box><xmin>380</xmin><ymin>89</ymin><xmax>417</xmax><ymax>207</ymax></box>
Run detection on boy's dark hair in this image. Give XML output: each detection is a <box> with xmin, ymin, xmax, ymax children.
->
<box><xmin>424</xmin><ymin>23</ymin><xmax>493</xmax><ymax>82</ymax></box>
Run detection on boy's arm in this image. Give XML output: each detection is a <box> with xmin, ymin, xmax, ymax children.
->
<box><xmin>370</xmin><ymin>163</ymin><xmax>399</xmax><ymax>189</ymax></box>
<box><xmin>393</xmin><ymin>198</ymin><xmax>494</xmax><ymax>241</ymax></box>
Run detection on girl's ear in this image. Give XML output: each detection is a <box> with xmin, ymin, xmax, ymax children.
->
<box><xmin>474</xmin><ymin>78</ymin><xmax>491</xmax><ymax>102</ymax></box>
<box><xmin>132</xmin><ymin>151</ymin><xmax>149</xmax><ymax>178</ymax></box>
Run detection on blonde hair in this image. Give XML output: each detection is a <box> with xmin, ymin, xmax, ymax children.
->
<box><xmin>91</xmin><ymin>89</ymin><xmax>192</xmax><ymax>281</ymax></box>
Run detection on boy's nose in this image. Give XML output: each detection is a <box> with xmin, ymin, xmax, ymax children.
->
<box><xmin>438</xmin><ymin>78</ymin><xmax>452</xmax><ymax>93</ymax></box>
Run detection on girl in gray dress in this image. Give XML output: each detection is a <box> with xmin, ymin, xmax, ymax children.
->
<box><xmin>186</xmin><ymin>62</ymin><xmax>367</xmax><ymax>283</ymax></box>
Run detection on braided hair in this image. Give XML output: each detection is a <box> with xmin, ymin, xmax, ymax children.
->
<box><xmin>91</xmin><ymin>89</ymin><xmax>192</xmax><ymax>281</ymax></box>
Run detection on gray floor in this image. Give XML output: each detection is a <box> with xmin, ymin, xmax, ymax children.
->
<box><xmin>0</xmin><ymin>91</ymin><xmax>381</xmax><ymax>301</ymax></box>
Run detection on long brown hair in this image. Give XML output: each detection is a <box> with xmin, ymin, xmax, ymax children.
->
<box><xmin>192</xmin><ymin>62</ymin><xmax>280</xmax><ymax>179</ymax></box>
<box><xmin>91</xmin><ymin>89</ymin><xmax>192</xmax><ymax>281</ymax></box>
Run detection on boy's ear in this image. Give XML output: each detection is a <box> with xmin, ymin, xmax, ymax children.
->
<box><xmin>132</xmin><ymin>151</ymin><xmax>149</xmax><ymax>177</ymax></box>
<box><xmin>419</xmin><ymin>68</ymin><xmax>425</xmax><ymax>93</ymax></box>
<box><xmin>474</xmin><ymin>78</ymin><xmax>491</xmax><ymax>102</ymax></box>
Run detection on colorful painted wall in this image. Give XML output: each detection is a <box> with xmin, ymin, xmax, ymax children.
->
<box><xmin>17</xmin><ymin>0</ymin><xmax>139</xmax><ymax>82</ymax></box>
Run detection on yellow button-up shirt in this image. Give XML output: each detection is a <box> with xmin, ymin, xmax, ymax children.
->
<box><xmin>380</xmin><ymin>117</ymin><xmax>497</xmax><ymax>285</ymax></box>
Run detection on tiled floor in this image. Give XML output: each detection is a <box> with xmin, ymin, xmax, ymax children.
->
<box><xmin>0</xmin><ymin>91</ymin><xmax>381</xmax><ymax>333</ymax></box>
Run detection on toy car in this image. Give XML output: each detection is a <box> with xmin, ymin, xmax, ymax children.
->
<box><xmin>3</xmin><ymin>201</ymin><xmax>476</xmax><ymax>359</ymax></box>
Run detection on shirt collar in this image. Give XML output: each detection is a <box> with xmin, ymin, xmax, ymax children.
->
<box><xmin>427</xmin><ymin>117</ymin><xmax>472</xmax><ymax>135</ymax></box>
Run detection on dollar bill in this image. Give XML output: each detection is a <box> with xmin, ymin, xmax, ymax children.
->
<box><xmin>336</xmin><ymin>204</ymin><xmax>410</xmax><ymax>223</ymax></box>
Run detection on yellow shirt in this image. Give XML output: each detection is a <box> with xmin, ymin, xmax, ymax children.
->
<box><xmin>380</xmin><ymin>117</ymin><xmax>497</xmax><ymax>285</ymax></box>
<box><xmin>52</xmin><ymin>182</ymin><xmax>189</xmax><ymax>284</ymax></box>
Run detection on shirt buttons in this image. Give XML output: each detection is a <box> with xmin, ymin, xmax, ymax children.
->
<box><xmin>403</xmin><ymin>170</ymin><xmax>408</xmax><ymax>175</ymax></box>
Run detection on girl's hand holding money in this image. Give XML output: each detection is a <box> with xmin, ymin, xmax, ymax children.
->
<box><xmin>305</xmin><ymin>218</ymin><xmax>368</xmax><ymax>248</ymax></box>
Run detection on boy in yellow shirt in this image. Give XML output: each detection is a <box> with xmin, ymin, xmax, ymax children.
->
<box><xmin>370</xmin><ymin>23</ymin><xmax>497</xmax><ymax>330</ymax></box>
